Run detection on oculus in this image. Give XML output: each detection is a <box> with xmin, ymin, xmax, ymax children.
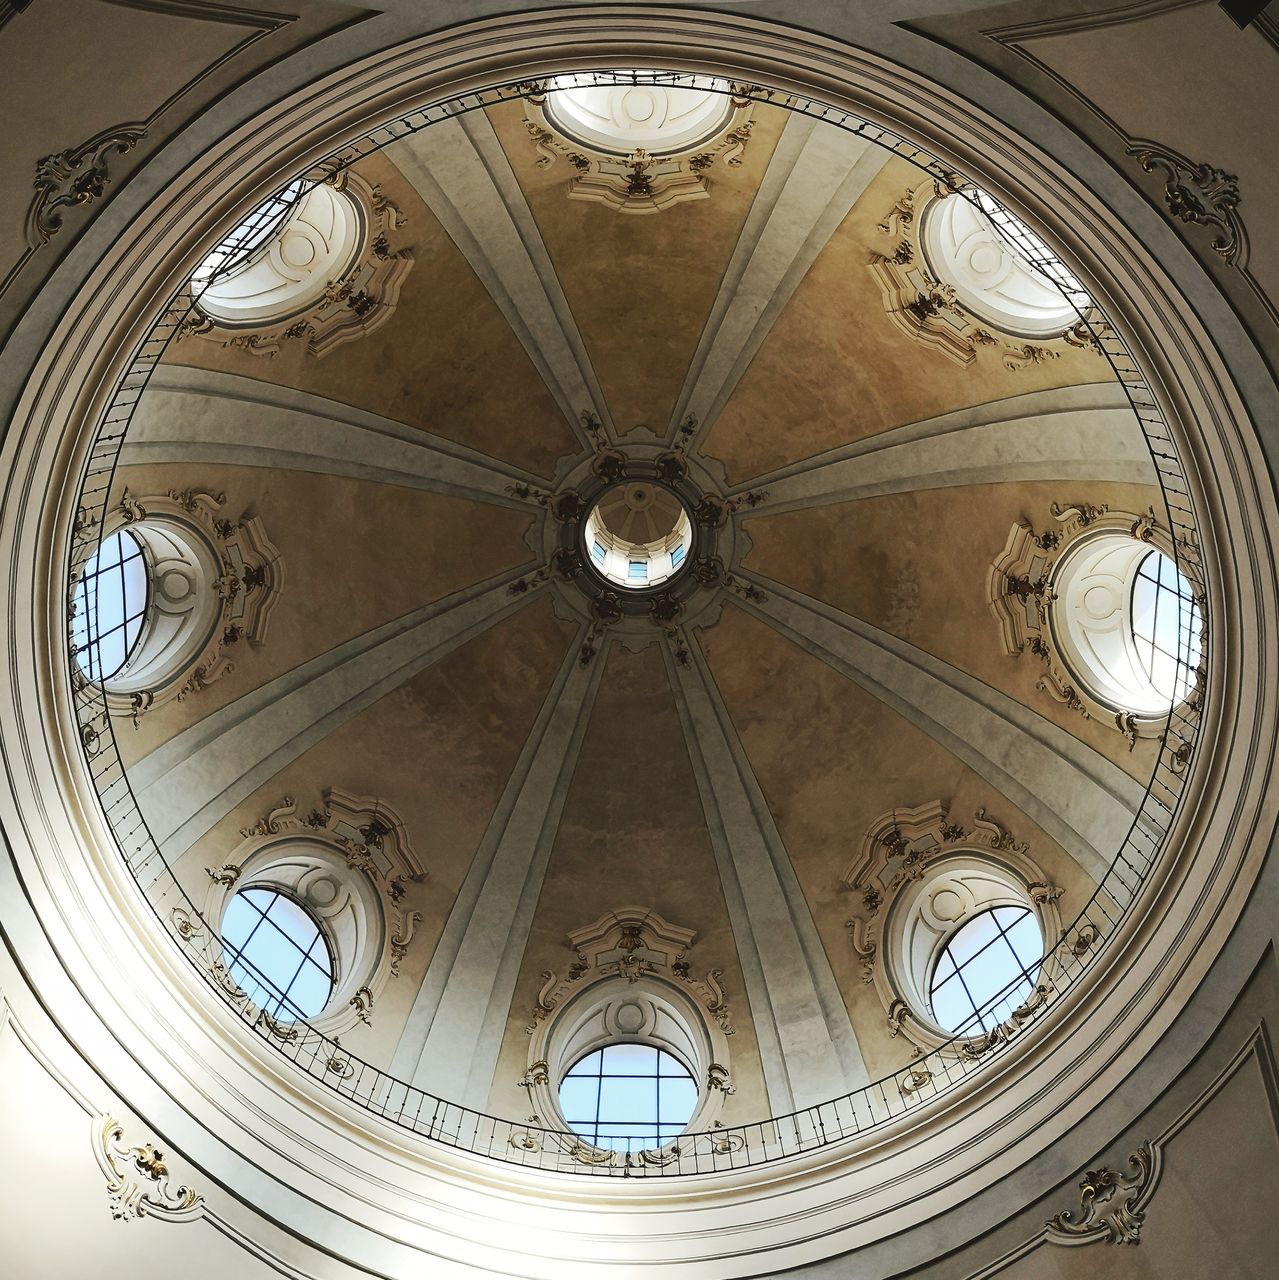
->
<box><xmin>1050</xmin><ymin>538</ymin><xmax>1203</xmax><ymax>719</ymax></box>
<box><xmin>989</xmin><ymin>504</ymin><xmax>1205</xmax><ymax>738</ymax></box>
<box><xmin>929</xmin><ymin>905</ymin><xmax>1043</xmax><ymax>1035</ymax></box>
<box><xmin>70</xmin><ymin>529</ymin><xmax>149</xmax><ymax>682</ymax></box>
<box><xmin>584</xmin><ymin>482</ymin><xmax>693</xmax><ymax>591</ymax></box>
<box><xmin>191</xmin><ymin>179</ymin><xmax>365</xmax><ymax>328</ymax></box>
<box><xmin>70</xmin><ymin>488</ymin><xmax>282</xmax><ymax>717</ymax></box>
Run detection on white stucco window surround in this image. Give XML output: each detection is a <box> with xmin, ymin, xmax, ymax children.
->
<box><xmin>190</xmin><ymin>179</ymin><xmax>367</xmax><ymax>329</ymax></box>
<box><xmin>1049</xmin><ymin>530</ymin><xmax>1204</xmax><ymax>721</ymax></box>
<box><xmin>881</xmin><ymin>851</ymin><xmax>1064</xmax><ymax>1050</ymax></box>
<box><xmin>71</xmin><ymin>507</ymin><xmax>223</xmax><ymax>701</ymax></box>
<box><xmin>543</xmin><ymin>75</ymin><xmax>735</xmax><ymax>157</ymax></box>
<box><xmin>531</xmin><ymin>977</ymin><xmax>729</xmax><ymax>1151</ymax></box>
<box><xmin>919</xmin><ymin>190</ymin><xmax>1086</xmax><ymax>339</ymax></box>
<box><xmin>205</xmin><ymin>840</ymin><xmax>384</xmax><ymax>1034</ymax></box>
<box><xmin>199</xmin><ymin>791</ymin><xmax>426</xmax><ymax>1035</ymax></box>
<box><xmin>523</xmin><ymin>908</ymin><xmax>735</xmax><ymax>1151</ymax></box>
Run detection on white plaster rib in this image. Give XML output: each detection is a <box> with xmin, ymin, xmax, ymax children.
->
<box><xmin>386</xmin><ymin>113</ymin><xmax>609</xmax><ymax>446</ymax></box>
<box><xmin>129</xmin><ymin>570</ymin><xmax>539</xmax><ymax>872</ymax></box>
<box><xmin>731</xmin><ymin>382</ymin><xmax>1155</xmax><ymax>511</ymax></box>
<box><xmin>735</xmin><ymin>575</ymin><xmax>1146</xmax><ymax>885</ymax></box>
<box><xmin>670</xmin><ymin>116</ymin><xmax>889</xmax><ymax>442</ymax></box>
<box><xmin>392</xmin><ymin>632</ymin><xmax>609</xmax><ymax>1106</ymax></box>
<box><xmin>122</xmin><ymin>366</ymin><xmax>544</xmax><ymax>506</ymax></box>
<box><xmin>664</xmin><ymin>634</ymin><xmax>871</xmax><ymax>1112</ymax></box>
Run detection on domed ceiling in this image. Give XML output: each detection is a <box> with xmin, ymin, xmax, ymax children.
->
<box><xmin>85</xmin><ymin>76</ymin><xmax>1187</xmax><ymax>1153</ymax></box>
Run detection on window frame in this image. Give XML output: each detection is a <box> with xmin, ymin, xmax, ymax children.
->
<box><xmin>218</xmin><ymin>884</ymin><xmax>337</xmax><ymax>1023</ymax></box>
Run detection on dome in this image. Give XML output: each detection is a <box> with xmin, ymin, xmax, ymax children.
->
<box><xmin>1</xmin><ymin>11</ymin><xmax>1275</xmax><ymax>1280</ymax></box>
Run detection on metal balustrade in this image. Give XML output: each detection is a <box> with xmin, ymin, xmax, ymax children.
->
<box><xmin>65</xmin><ymin>73</ymin><xmax>1208</xmax><ymax>1176</ymax></box>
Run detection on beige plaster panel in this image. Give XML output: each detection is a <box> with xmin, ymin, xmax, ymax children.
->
<box><xmin>488</xmin><ymin>641</ymin><xmax>768</xmax><ymax>1123</ymax></box>
<box><xmin>701</xmin><ymin>605</ymin><xmax>1097</xmax><ymax>1083</ymax></box>
<box><xmin>158</xmin><ymin>596</ymin><xmax>576</xmax><ymax>1069</ymax></box>
<box><xmin>0</xmin><ymin>1020</ymin><xmax>284</xmax><ymax>1279</ymax></box>
<box><xmin>0</xmin><ymin>0</ymin><xmax>249</xmax><ymax>291</ymax></box>
<box><xmin>703</xmin><ymin>156</ymin><xmax>1107</xmax><ymax>485</ymax></box>
<box><xmin>108</xmin><ymin>461</ymin><xmax>533</xmax><ymax>764</ymax></box>
<box><xmin>485</xmin><ymin>98</ymin><xmax>789</xmax><ymax>434</ymax></box>
<box><xmin>1013</xmin><ymin>2</ymin><xmax>1279</xmax><ymax>307</ymax></box>
<box><xmin>166</xmin><ymin>151</ymin><xmax>577</xmax><ymax>478</ymax></box>
<box><xmin>741</xmin><ymin>478</ymin><xmax>1167</xmax><ymax>781</ymax></box>
<box><xmin>957</xmin><ymin>1043</ymin><xmax>1279</xmax><ymax>1279</ymax></box>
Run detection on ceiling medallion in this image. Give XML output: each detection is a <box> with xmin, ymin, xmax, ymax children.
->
<box><xmin>504</xmin><ymin>415</ymin><xmax>766</xmax><ymax>665</ymax></box>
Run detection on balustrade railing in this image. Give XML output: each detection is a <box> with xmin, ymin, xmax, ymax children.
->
<box><xmin>66</xmin><ymin>72</ymin><xmax>1207</xmax><ymax>1176</ymax></box>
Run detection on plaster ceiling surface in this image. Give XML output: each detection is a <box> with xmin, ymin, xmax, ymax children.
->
<box><xmin>81</xmin><ymin>79</ymin><xmax>1186</xmax><ymax>1174</ymax></box>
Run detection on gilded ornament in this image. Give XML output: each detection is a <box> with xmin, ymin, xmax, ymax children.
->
<box><xmin>26</xmin><ymin>124</ymin><xmax>147</xmax><ymax>247</ymax></box>
<box><xmin>1046</xmin><ymin>1142</ymin><xmax>1159</xmax><ymax>1246</ymax></box>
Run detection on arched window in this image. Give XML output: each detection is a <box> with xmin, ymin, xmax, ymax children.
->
<box><xmin>191</xmin><ymin>180</ymin><xmax>366</xmax><ymax>329</ymax></box>
<box><xmin>559</xmin><ymin>1043</ymin><xmax>698</xmax><ymax>1151</ymax></box>
<box><xmin>219</xmin><ymin>886</ymin><xmax>335</xmax><ymax>1021</ymax></box>
<box><xmin>929</xmin><ymin>906</ymin><xmax>1043</xmax><ymax>1035</ymax></box>
<box><xmin>543</xmin><ymin>75</ymin><xmax>734</xmax><ymax>157</ymax></box>
<box><xmin>71</xmin><ymin>530</ymin><xmax>149</xmax><ymax>682</ymax></box>
<box><xmin>919</xmin><ymin>190</ymin><xmax>1087</xmax><ymax>338</ymax></box>
<box><xmin>1049</xmin><ymin>535</ymin><xmax>1203</xmax><ymax>719</ymax></box>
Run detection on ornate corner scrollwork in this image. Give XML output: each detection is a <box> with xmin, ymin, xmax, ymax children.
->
<box><xmin>1046</xmin><ymin>1142</ymin><xmax>1159</xmax><ymax>1246</ymax></box>
<box><xmin>1127</xmin><ymin>139</ymin><xmax>1245</xmax><ymax>265</ymax></box>
<box><xmin>94</xmin><ymin>1116</ymin><xmax>203</xmax><ymax>1223</ymax></box>
<box><xmin>526</xmin><ymin>907</ymin><xmax>735</xmax><ymax>1036</ymax></box>
<box><xmin>26</xmin><ymin>124</ymin><xmax>147</xmax><ymax>247</ymax></box>
<box><xmin>706</xmin><ymin>1062</ymin><xmax>735</xmax><ymax>1094</ymax></box>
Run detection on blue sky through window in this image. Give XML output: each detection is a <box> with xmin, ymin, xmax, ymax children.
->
<box><xmin>559</xmin><ymin>1044</ymin><xmax>697</xmax><ymax>1151</ymax></box>
<box><xmin>929</xmin><ymin>906</ymin><xmax>1042</xmax><ymax>1034</ymax></box>
<box><xmin>219</xmin><ymin>887</ymin><xmax>333</xmax><ymax>1021</ymax></box>
<box><xmin>71</xmin><ymin>530</ymin><xmax>148</xmax><ymax>682</ymax></box>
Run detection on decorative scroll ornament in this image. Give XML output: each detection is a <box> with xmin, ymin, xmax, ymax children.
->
<box><xmin>526</xmin><ymin>906</ymin><xmax>735</xmax><ymax>1035</ymax></box>
<box><xmin>868</xmin><ymin>176</ymin><xmax>1103</xmax><ymax>365</ymax></box>
<box><xmin>1046</xmin><ymin>1142</ymin><xmax>1160</xmax><ymax>1246</ymax></box>
<box><xmin>179</xmin><ymin>173</ymin><xmax>414</xmax><ymax>358</ymax></box>
<box><xmin>94</xmin><ymin>1116</ymin><xmax>203</xmax><ymax>1223</ymax></box>
<box><xmin>1127</xmin><ymin>139</ymin><xmax>1246</xmax><ymax>265</ymax></box>
<box><xmin>26</xmin><ymin>123</ymin><xmax>147</xmax><ymax>247</ymax></box>
<box><xmin>520</xmin><ymin>81</ymin><xmax>755</xmax><ymax>214</ymax></box>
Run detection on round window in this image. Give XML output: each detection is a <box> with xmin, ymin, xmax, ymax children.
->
<box><xmin>929</xmin><ymin>906</ymin><xmax>1043</xmax><ymax>1035</ymax></box>
<box><xmin>219</xmin><ymin>886</ymin><xmax>335</xmax><ymax>1022</ymax></box>
<box><xmin>71</xmin><ymin>530</ymin><xmax>150</xmax><ymax>682</ymax></box>
<box><xmin>1049</xmin><ymin>534</ymin><xmax>1203</xmax><ymax>719</ymax></box>
<box><xmin>558</xmin><ymin>1043</ymin><xmax>698</xmax><ymax>1151</ymax></box>
<box><xmin>191</xmin><ymin>179</ymin><xmax>365</xmax><ymax>329</ymax></box>
<box><xmin>919</xmin><ymin>190</ymin><xmax>1087</xmax><ymax>338</ymax></box>
<box><xmin>1130</xmin><ymin>548</ymin><xmax>1204</xmax><ymax>705</ymax></box>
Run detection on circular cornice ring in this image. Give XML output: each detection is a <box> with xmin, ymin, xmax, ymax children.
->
<box><xmin>1</xmin><ymin>7</ymin><xmax>1275</xmax><ymax>1278</ymax></box>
